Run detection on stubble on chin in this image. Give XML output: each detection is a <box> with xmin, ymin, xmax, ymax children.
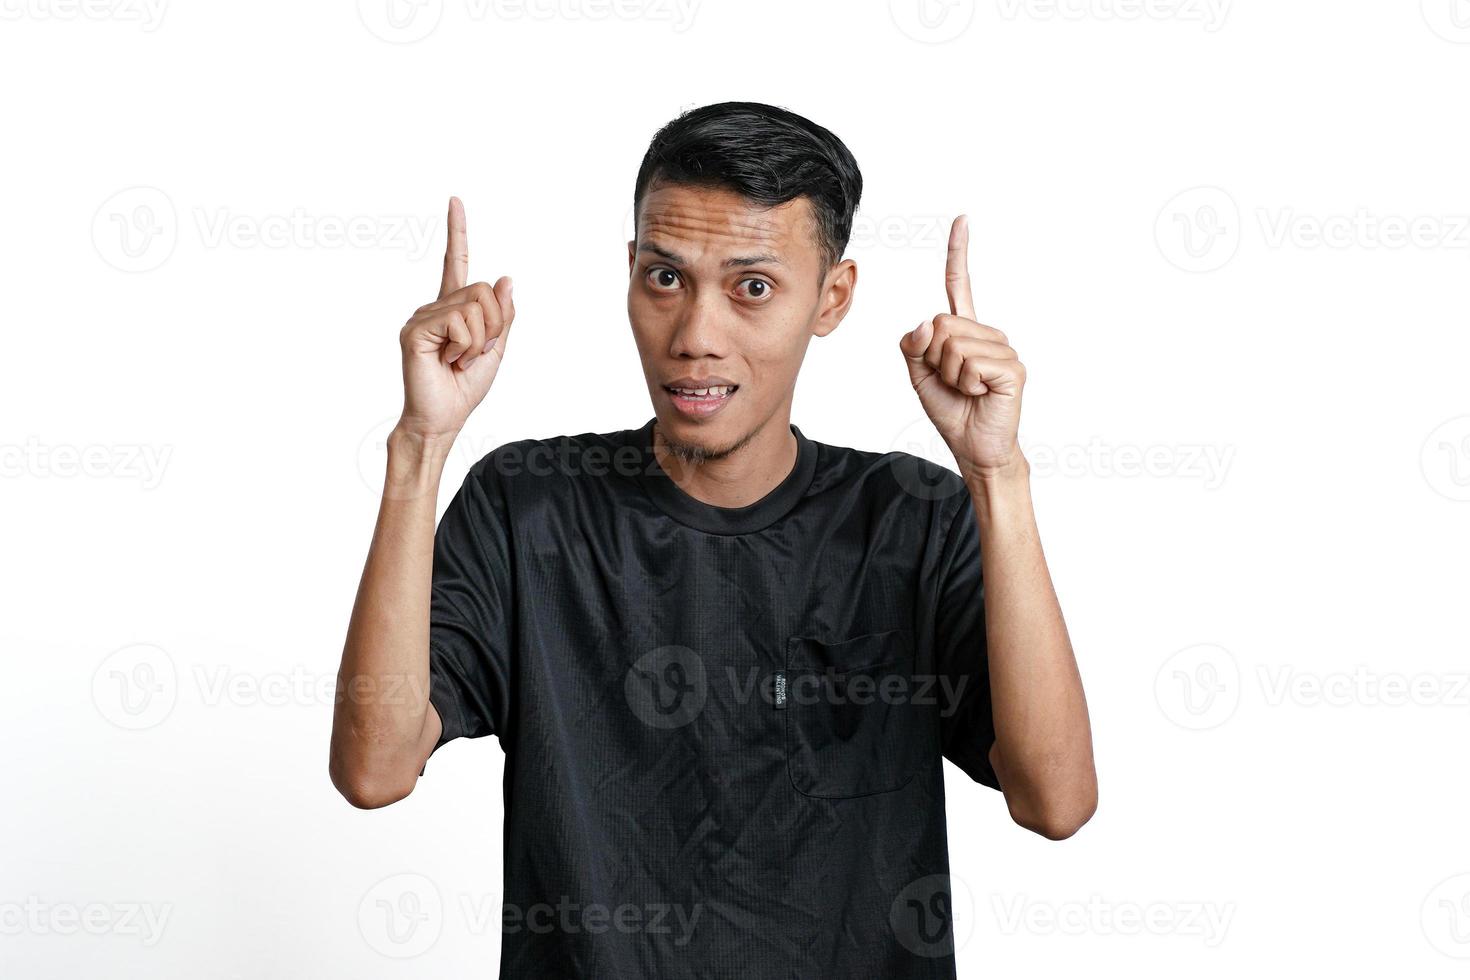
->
<box><xmin>655</xmin><ymin>418</ymin><xmax>759</xmax><ymax>466</ymax></box>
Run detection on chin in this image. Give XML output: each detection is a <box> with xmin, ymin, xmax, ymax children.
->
<box><xmin>655</xmin><ymin>410</ymin><xmax>746</xmax><ymax>464</ymax></box>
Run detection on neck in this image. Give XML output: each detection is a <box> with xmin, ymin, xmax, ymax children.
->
<box><xmin>652</xmin><ymin>414</ymin><xmax>798</xmax><ymax>509</ymax></box>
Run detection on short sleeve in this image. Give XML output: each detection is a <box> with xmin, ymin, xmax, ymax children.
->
<box><xmin>421</xmin><ymin>452</ymin><xmax>514</xmax><ymax>773</ymax></box>
<box><xmin>934</xmin><ymin>492</ymin><xmax>1000</xmax><ymax>790</ymax></box>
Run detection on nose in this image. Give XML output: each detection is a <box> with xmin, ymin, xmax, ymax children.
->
<box><xmin>668</xmin><ymin>289</ymin><xmax>728</xmax><ymax>360</ymax></box>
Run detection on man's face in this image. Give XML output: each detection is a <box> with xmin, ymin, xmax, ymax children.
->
<box><xmin>627</xmin><ymin>183</ymin><xmax>855</xmax><ymax>461</ymax></box>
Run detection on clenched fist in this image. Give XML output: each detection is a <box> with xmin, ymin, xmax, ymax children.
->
<box><xmin>899</xmin><ymin>214</ymin><xmax>1025</xmax><ymax>478</ymax></box>
<box><xmin>398</xmin><ymin>196</ymin><xmax>516</xmax><ymax>442</ymax></box>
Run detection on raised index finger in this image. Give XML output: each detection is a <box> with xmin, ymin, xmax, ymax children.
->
<box><xmin>945</xmin><ymin>214</ymin><xmax>976</xmax><ymax>321</ymax></box>
<box><xmin>439</xmin><ymin>196</ymin><xmax>468</xmax><ymax>300</ymax></box>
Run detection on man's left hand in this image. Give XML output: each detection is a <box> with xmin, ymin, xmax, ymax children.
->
<box><xmin>899</xmin><ymin>214</ymin><xmax>1026</xmax><ymax>479</ymax></box>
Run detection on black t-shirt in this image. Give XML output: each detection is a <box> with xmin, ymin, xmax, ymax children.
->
<box><xmin>424</xmin><ymin>416</ymin><xmax>999</xmax><ymax>979</ymax></box>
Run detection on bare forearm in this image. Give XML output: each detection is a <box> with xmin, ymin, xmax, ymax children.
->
<box><xmin>965</xmin><ymin>457</ymin><xmax>1096</xmax><ymax>839</ymax></box>
<box><xmin>329</xmin><ymin>426</ymin><xmax>452</xmax><ymax>806</ymax></box>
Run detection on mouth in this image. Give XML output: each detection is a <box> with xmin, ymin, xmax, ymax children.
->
<box><xmin>663</xmin><ymin>382</ymin><xmax>740</xmax><ymax>419</ymax></box>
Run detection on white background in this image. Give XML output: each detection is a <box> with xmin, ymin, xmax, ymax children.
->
<box><xmin>3</xmin><ymin>0</ymin><xmax>1469</xmax><ymax>976</ymax></box>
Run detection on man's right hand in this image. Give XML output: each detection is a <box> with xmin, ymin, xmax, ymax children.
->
<box><xmin>398</xmin><ymin>196</ymin><xmax>516</xmax><ymax>443</ymax></box>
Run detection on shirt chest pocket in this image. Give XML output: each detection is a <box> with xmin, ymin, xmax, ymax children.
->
<box><xmin>783</xmin><ymin>628</ymin><xmax>927</xmax><ymax>799</ymax></box>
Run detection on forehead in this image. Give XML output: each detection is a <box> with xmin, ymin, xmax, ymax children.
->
<box><xmin>635</xmin><ymin>184</ymin><xmax>818</xmax><ymax>265</ymax></box>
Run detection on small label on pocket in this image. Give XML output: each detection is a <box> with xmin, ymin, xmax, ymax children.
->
<box><xmin>773</xmin><ymin>670</ymin><xmax>787</xmax><ymax>709</ymax></box>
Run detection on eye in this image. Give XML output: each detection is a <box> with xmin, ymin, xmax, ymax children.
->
<box><xmin>737</xmin><ymin>278</ymin><xmax>773</xmax><ymax>301</ymax></box>
<box><xmin>646</xmin><ymin>266</ymin><xmax>681</xmax><ymax>290</ymax></box>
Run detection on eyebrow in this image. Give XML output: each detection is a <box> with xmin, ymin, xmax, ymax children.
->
<box><xmin>637</xmin><ymin>241</ymin><xmax>784</xmax><ymax>269</ymax></box>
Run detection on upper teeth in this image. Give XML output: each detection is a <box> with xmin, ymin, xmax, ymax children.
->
<box><xmin>672</xmin><ymin>386</ymin><xmax>733</xmax><ymax>396</ymax></box>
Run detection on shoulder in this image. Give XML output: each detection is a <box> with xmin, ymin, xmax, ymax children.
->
<box><xmin>462</xmin><ymin>423</ymin><xmax>641</xmax><ymax>498</ymax></box>
<box><xmin>806</xmin><ymin>428</ymin><xmax>968</xmax><ymax>512</ymax></box>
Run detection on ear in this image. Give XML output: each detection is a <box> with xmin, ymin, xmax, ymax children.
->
<box><xmin>627</xmin><ymin>240</ymin><xmax>636</xmax><ymax>274</ymax></box>
<box><xmin>811</xmin><ymin>259</ymin><xmax>857</xmax><ymax>339</ymax></box>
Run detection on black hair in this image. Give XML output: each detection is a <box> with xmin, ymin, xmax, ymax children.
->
<box><xmin>632</xmin><ymin>101</ymin><xmax>863</xmax><ymax>274</ymax></box>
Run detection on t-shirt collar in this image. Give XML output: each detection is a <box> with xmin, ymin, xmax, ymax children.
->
<box><xmin>628</xmin><ymin>415</ymin><xmax>817</xmax><ymax>535</ymax></box>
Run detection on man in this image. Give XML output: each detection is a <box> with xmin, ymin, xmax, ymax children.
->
<box><xmin>330</xmin><ymin>101</ymin><xmax>1095</xmax><ymax>978</ymax></box>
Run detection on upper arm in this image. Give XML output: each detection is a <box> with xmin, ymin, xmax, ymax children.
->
<box><xmin>419</xmin><ymin>452</ymin><xmax>516</xmax><ymax>773</ymax></box>
<box><xmin>933</xmin><ymin>487</ymin><xmax>1002</xmax><ymax>791</ymax></box>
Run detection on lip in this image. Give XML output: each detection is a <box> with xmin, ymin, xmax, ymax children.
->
<box><xmin>662</xmin><ymin>377</ymin><xmax>740</xmax><ymax>420</ymax></box>
<box><xmin>664</xmin><ymin>375</ymin><xmax>739</xmax><ymax>389</ymax></box>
